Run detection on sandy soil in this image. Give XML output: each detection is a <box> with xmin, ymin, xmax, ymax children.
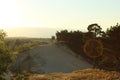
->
<box><xmin>12</xmin><ymin>43</ymin><xmax>92</xmax><ymax>74</ymax></box>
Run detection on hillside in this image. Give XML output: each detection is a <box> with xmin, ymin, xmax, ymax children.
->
<box><xmin>11</xmin><ymin>43</ymin><xmax>120</xmax><ymax>80</ymax></box>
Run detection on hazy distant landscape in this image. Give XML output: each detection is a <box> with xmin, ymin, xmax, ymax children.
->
<box><xmin>5</xmin><ymin>27</ymin><xmax>58</xmax><ymax>38</ymax></box>
<box><xmin>4</xmin><ymin>27</ymin><xmax>90</xmax><ymax>38</ymax></box>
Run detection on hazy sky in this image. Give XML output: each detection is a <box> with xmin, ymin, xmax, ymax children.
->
<box><xmin>0</xmin><ymin>0</ymin><xmax>120</xmax><ymax>37</ymax></box>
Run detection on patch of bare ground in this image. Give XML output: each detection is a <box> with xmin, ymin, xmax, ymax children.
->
<box><xmin>11</xmin><ymin>43</ymin><xmax>92</xmax><ymax>73</ymax></box>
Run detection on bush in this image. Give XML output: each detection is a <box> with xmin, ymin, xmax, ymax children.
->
<box><xmin>55</xmin><ymin>23</ymin><xmax>120</xmax><ymax>71</ymax></box>
<box><xmin>0</xmin><ymin>29</ymin><xmax>14</xmax><ymax>79</ymax></box>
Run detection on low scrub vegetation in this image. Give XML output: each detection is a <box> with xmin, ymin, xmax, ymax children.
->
<box><xmin>56</xmin><ymin>23</ymin><xmax>120</xmax><ymax>71</ymax></box>
<box><xmin>5</xmin><ymin>38</ymin><xmax>51</xmax><ymax>54</ymax></box>
<box><xmin>27</xmin><ymin>69</ymin><xmax>120</xmax><ymax>80</ymax></box>
<box><xmin>0</xmin><ymin>30</ymin><xmax>14</xmax><ymax>79</ymax></box>
<box><xmin>2</xmin><ymin>69</ymin><xmax>119</xmax><ymax>80</ymax></box>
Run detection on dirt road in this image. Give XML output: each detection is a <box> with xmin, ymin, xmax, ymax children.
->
<box><xmin>12</xmin><ymin>43</ymin><xmax>92</xmax><ymax>73</ymax></box>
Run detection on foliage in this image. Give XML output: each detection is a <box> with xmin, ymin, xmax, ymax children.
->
<box><xmin>87</xmin><ymin>23</ymin><xmax>102</xmax><ymax>37</ymax></box>
<box><xmin>102</xmin><ymin>23</ymin><xmax>120</xmax><ymax>71</ymax></box>
<box><xmin>0</xmin><ymin>29</ymin><xmax>14</xmax><ymax>79</ymax></box>
<box><xmin>13</xmin><ymin>73</ymin><xmax>27</xmax><ymax>80</ymax></box>
<box><xmin>87</xmin><ymin>23</ymin><xmax>106</xmax><ymax>37</ymax></box>
<box><xmin>56</xmin><ymin>30</ymin><xmax>83</xmax><ymax>54</ymax></box>
<box><xmin>0</xmin><ymin>29</ymin><xmax>6</xmax><ymax>41</ymax></box>
<box><xmin>5</xmin><ymin>38</ymin><xmax>50</xmax><ymax>54</ymax></box>
<box><xmin>51</xmin><ymin>36</ymin><xmax>55</xmax><ymax>40</ymax></box>
<box><xmin>56</xmin><ymin>23</ymin><xmax>120</xmax><ymax>71</ymax></box>
<box><xmin>83</xmin><ymin>39</ymin><xmax>103</xmax><ymax>58</ymax></box>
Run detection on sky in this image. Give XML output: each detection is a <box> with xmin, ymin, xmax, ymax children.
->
<box><xmin>0</xmin><ymin>0</ymin><xmax>120</xmax><ymax>37</ymax></box>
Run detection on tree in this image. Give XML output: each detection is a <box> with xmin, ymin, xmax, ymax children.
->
<box><xmin>51</xmin><ymin>36</ymin><xmax>55</xmax><ymax>40</ymax></box>
<box><xmin>102</xmin><ymin>23</ymin><xmax>120</xmax><ymax>71</ymax></box>
<box><xmin>106</xmin><ymin>23</ymin><xmax>120</xmax><ymax>40</ymax></box>
<box><xmin>0</xmin><ymin>29</ymin><xmax>14</xmax><ymax>76</ymax></box>
<box><xmin>0</xmin><ymin>29</ymin><xmax>6</xmax><ymax>41</ymax></box>
<box><xmin>106</xmin><ymin>23</ymin><xmax>120</xmax><ymax>51</ymax></box>
<box><xmin>87</xmin><ymin>23</ymin><xmax>102</xmax><ymax>37</ymax></box>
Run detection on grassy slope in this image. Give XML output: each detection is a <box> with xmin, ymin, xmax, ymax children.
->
<box><xmin>5</xmin><ymin>38</ymin><xmax>52</xmax><ymax>54</ymax></box>
<box><xmin>28</xmin><ymin>68</ymin><xmax>120</xmax><ymax>80</ymax></box>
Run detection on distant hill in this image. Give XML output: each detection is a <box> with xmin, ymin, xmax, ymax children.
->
<box><xmin>5</xmin><ymin>27</ymin><xmax>58</xmax><ymax>38</ymax></box>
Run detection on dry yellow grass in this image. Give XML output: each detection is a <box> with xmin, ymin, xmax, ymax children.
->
<box><xmin>28</xmin><ymin>69</ymin><xmax>120</xmax><ymax>80</ymax></box>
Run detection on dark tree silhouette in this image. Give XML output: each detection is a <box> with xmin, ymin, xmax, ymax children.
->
<box><xmin>87</xmin><ymin>23</ymin><xmax>102</xmax><ymax>37</ymax></box>
<box><xmin>55</xmin><ymin>23</ymin><xmax>120</xmax><ymax>71</ymax></box>
<box><xmin>51</xmin><ymin>36</ymin><xmax>55</xmax><ymax>40</ymax></box>
<box><xmin>106</xmin><ymin>23</ymin><xmax>120</xmax><ymax>64</ymax></box>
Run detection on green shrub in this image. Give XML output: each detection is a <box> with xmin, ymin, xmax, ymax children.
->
<box><xmin>0</xmin><ymin>29</ymin><xmax>14</xmax><ymax>79</ymax></box>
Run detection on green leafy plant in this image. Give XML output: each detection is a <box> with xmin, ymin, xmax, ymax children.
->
<box><xmin>0</xmin><ymin>29</ymin><xmax>14</xmax><ymax>79</ymax></box>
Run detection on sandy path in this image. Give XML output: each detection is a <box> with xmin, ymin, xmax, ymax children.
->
<box><xmin>12</xmin><ymin>43</ymin><xmax>92</xmax><ymax>73</ymax></box>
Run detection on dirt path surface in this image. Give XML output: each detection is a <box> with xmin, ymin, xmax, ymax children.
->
<box><xmin>12</xmin><ymin>43</ymin><xmax>92</xmax><ymax>73</ymax></box>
